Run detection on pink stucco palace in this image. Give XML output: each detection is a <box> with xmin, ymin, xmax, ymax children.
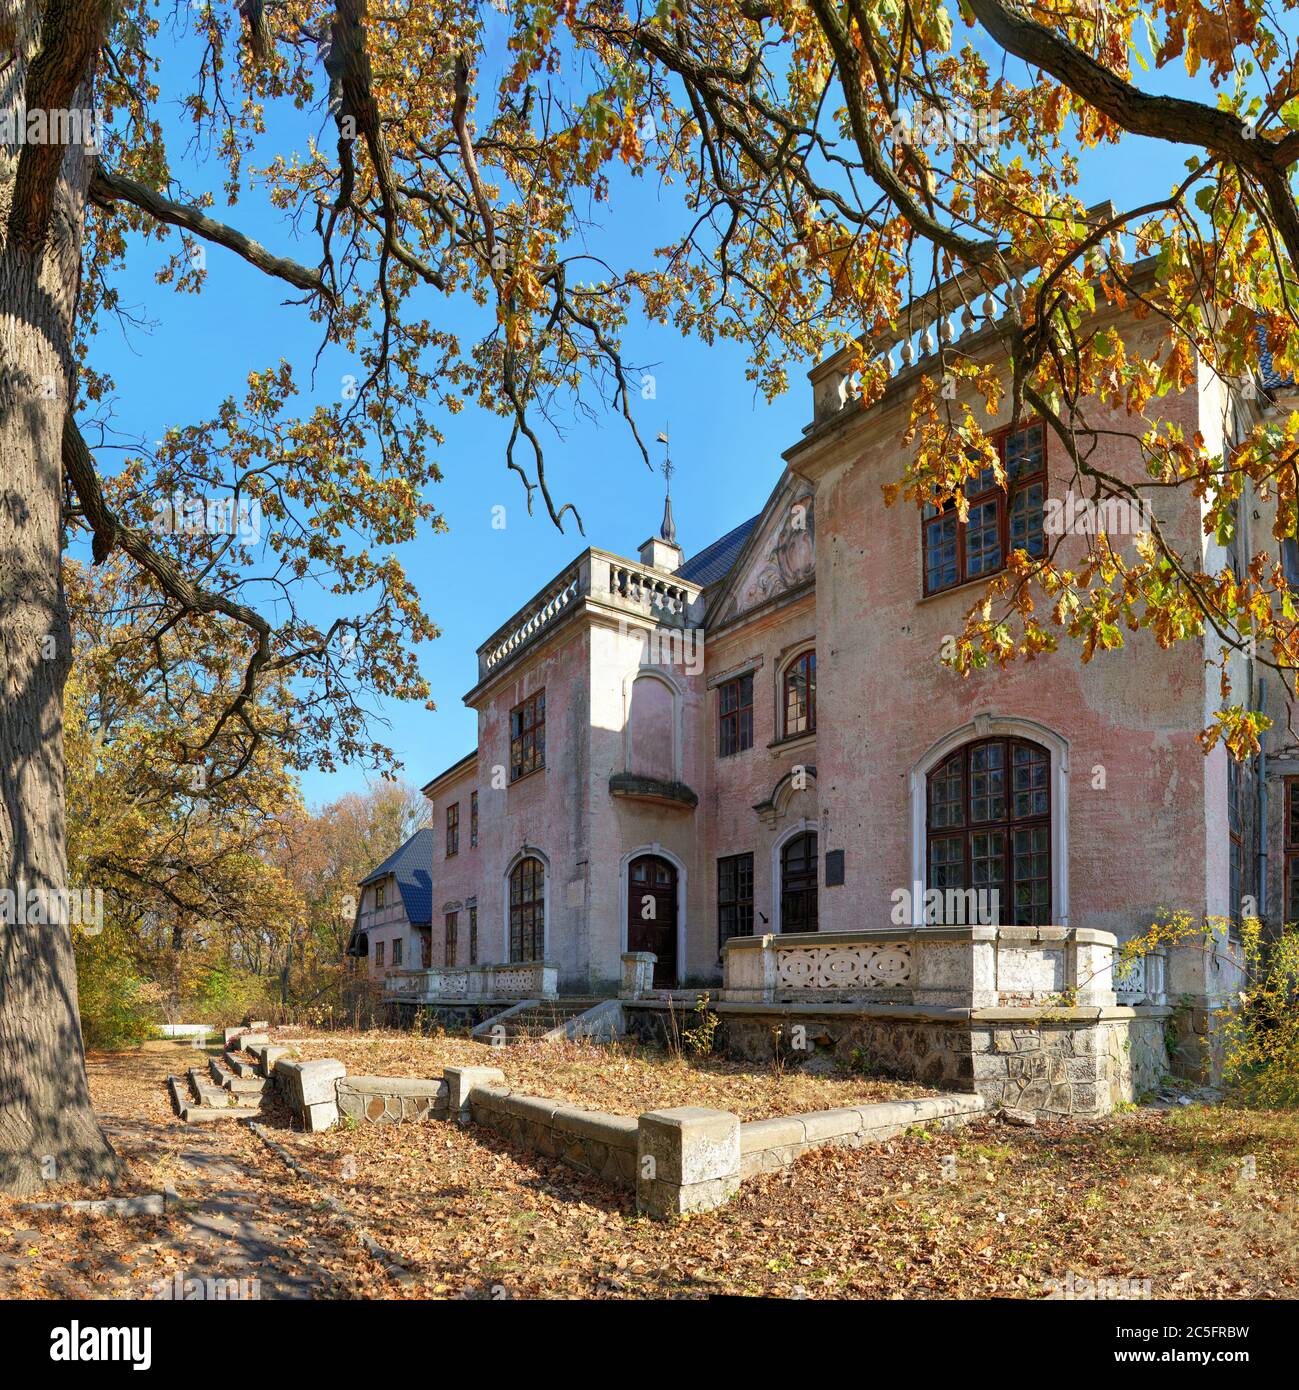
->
<box><xmin>350</xmin><ymin>261</ymin><xmax>1297</xmax><ymax>1086</ymax></box>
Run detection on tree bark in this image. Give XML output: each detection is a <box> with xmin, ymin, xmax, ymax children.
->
<box><xmin>0</xmin><ymin>0</ymin><xmax>120</xmax><ymax>1194</ymax></box>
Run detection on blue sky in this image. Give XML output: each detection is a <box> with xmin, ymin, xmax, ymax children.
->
<box><xmin>86</xmin><ymin>10</ymin><xmax>1209</xmax><ymax>810</ymax></box>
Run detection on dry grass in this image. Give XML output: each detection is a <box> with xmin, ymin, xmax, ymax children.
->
<box><xmin>278</xmin><ymin>1027</ymin><xmax>936</xmax><ymax>1121</ymax></box>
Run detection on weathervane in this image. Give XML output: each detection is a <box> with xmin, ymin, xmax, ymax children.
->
<box><xmin>655</xmin><ymin>428</ymin><xmax>677</xmax><ymax>545</ymax></box>
<box><xmin>656</xmin><ymin>428</ymin><xmax>673</xmax><ymax>493</ymax></box>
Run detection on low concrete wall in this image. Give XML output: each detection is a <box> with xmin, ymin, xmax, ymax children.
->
<box><xmin>337</xmin><ymin>1076</ymin><xmax>449</xmax><ymax>1125</ymax></box>
<box><xmin>739</xmin><ymin>1094</ymin><xmax>985</xmax><ymax>1178</ymax></box>
<box><xmin>469</xmin><ymin>1086</ymin><xmax>638</xmax><ymax>1187</ymax></box>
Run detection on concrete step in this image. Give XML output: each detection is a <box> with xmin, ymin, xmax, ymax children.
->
<box><xmin>498</xmin><ymin>999</ymin><xmax>608</xmax><ymax>1039</ymax></box>
<box><xmin>225</xmin><ymin>1056</ymin><xmax>260</xmax><ymax>1079</ymax></box>
<box><xmin>188</xmin><ymin>1068</ymin><xmax>230</xmax><ymax>1108</ymax></box>
<box><xmin>166</xmin><ymin>1075</ymin><xmax>189</xmax><ymax>1116</ymax></box>
<box><xmin>179</xmin><ymin>1103</ymin><xmax>262</xmax><ymax>1123</ymax></box>
<box><xmin>208</xmin><ymin>1055</ymin><xmax>265</xmax><ymax>1095</ymax></box>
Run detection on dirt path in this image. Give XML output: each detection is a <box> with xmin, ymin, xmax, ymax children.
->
<box><xmin>0</xmin><ymin>1047</ymin><xmax>391</xmax><ymax>1299</ymax></box>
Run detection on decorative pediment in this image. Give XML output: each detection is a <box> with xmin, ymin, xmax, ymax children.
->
<box><xmin>714</xmin><ymin>477</ymin><xmax>815</xmax><ymax>625</ymax></box>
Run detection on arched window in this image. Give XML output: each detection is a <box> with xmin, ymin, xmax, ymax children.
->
<box><xmin>926</xmin><ymin>737</ymin><xmax>1050</xmax><ymax>924</ymax></box>
<box><xmin>509</xmin><ymin>856</ymin><xmax>545</xmax><ymax>962</ymax></box>
<box><xmin>780</xmin><ymin>830</ymin><xmax>819</xmax><ymax>932</ymax></box>
<box><xmin>783</xmin><ymin>650</ymin><xmax>816</xmax><ymax>738</ymax></box>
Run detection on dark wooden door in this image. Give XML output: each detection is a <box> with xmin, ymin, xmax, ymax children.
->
<box><xmin>781</xmin><ymin>831</ymin><xmax>819</xmax><ymax>932</ymax></box>
<box><xmin>627</xmin><ymin>855</ymin><xmax>677</xmax><ymax>987</ymax></box>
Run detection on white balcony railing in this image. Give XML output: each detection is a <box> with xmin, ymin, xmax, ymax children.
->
<box><xmin>475</xmin><ymin>550</ymin><xmax>704</xmax><ymax>682</ymax></box>
<box><xmin>722</xmin><ymin>925</ymin><xmax>1161</xmax><ymax>1011</ymax></box>
<box><xmin>383</xmin><ymin>961</ymin><xmax>558</xmax><ymax>1001</ymax></box>
<box><xmin>808</xmin><ymin>201</ymin><xmax>1118</xmax><ymax>429</ymax></box>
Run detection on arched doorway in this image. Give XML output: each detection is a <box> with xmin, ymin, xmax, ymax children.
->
<box><xmin>780</xmin><ymin>830</ymin><xmax>819</xmax><ymax>932</ymax></box>
<box><xmin>627</xmin><ymin>854</ymin><xmax>678</xmax><ymax>987</ymax></box>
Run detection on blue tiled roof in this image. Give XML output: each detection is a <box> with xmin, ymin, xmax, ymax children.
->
<box><xmin>359</xmin><ymin>827</ymin><xmax>433</xmax><ymax>925</ymax></box>
<box><xmin>1260</xmin><ymin>340</ymin><xmax>1293</xmax><ymax>391</ymax></box>
<box><xmin>1257</xmin><ymin>321</ymin><xmax>1294</xmax><ymax>391</ymax></box>
<box><xmin>676</xmin><ymin>514</ymin><xmax>761</xmax><ymax>586</ymax></box>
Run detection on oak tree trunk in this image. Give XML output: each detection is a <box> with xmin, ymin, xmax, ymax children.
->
<box><xmin>0</xmin><ymin>0</ymin><xmax>120</xmax><ymax>1194</ymax></box>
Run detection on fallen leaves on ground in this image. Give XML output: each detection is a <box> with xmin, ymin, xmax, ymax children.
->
<box><xmin>3</xmin><ymin>1039</ymin><xmax>1297</xmax><ymax>1300</ymax></box>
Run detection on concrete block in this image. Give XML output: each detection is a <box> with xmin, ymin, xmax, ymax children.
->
<box><xmin>798</xmin><ymin>1108</ymin><xmax>864</xmax><ymax>1143</ymax></box>
<box><xmin>254</xmin><ymin>1045</ymin><xmax>292</xmax><ymax>1077</ymax></box>
<box><xmin>277</xmin><ymin>1058</ymin><xmax>346</xmax><ymax>1109</ymax></box>
<box><xmin>739</xmin><ymin>1117</ymin><xmax>805</xmax><ymax>1155</ymax></box>
<box><xmin>636</xmin><ymin>1107</ymin><xmax>741</xmax><ymax>1218</ymax></box>
<box><xmin>302</xmin><ymin>1100</ymin><xmax>338</xmax><ymax>1132</ymax></box>
<box><xmin>443</xmin><ymin>1066</ymin><xmax>506</xmax><ymax>1121</ymax></box>
<box><xmin>549</xmin><ymin>1106</ymin><xmax>638</xmax><ymax>1150</ymax></box>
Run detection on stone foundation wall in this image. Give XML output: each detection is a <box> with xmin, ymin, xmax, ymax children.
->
<box><xmin>622</xmin><ymin>1001</ymin><xmax>1171</xmax><ymax>1119</ymax></box>
<box><xmin>337</xmin><ymin>1076</ymin><xmax>449</xmax><ymax>1125</ymax></box>
<box><xmin>386</xmin><ymin>1001</ymin><xmax>509</xmax><ymax>1032</ymax></box>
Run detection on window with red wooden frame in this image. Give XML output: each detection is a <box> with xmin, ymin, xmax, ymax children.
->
<box><xmin>922</xmin><ymin>421</ymin><xmax>1047</xmax><ymax>595</ymax></box>
<box><xmin>470</xmin><ymin>790</ymin><xmax>478</xmax><ymax>847</ymax></box>
<box><xmin>445</xmin><ymin>911</ymin><xmax>458</xmax><ymax>967</ymax></box>
<box><xmin>718</xmin><ymin>673</ymin><xmax>754</xmax><ymax>756</ymax></box>
<box><xmin>446</xmin><ymin>801</ymin><xmax>459</xmax><ymax>857</ymax></box>
<box><xmin>717</xmin><ymin>852</ymin><xmax>754</xmax><ymax>949</ymax></box>
<box><xmin>1285</xmin><ymin>779</ymin><xmax>1299</xmax><ymax>924</ymax></box>
<box><xmin>783</xmin><ymin>650</ymin><xmax>816</xmax><ymax>738</ymax></box>
<box><xmin>926</xmin><ymin>737</ymin><xmax>1051</xmax><ymax>924</ymax></box>
<box><xmin>509</xmin><ymin>690</ymin><xmax>546</xmax><ymax>781</ymax></box>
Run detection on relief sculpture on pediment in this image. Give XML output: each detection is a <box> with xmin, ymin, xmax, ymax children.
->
<box><xmin>727</xmin><ymin>487</ymin><xmax>816</xmax><ymax>619</ymax></box>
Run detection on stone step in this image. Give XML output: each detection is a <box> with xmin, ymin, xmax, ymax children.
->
<box><xmin>209</xmin><ymin>1054</ymin><xmax>266</xmax><ymax>1094</ymax></box>
<box><xmin>180</xmin><ymin>1103</ymin><xmax>263</xmax><ymax>1123</ymax></box>
<box><xmin>498</xmin><ymin>1000</ymin><xmax>608</xmax><ymax>1039</ymax></box>
<box><xmin>188</xmin><ymin>1068</ymin><xmax>231</xmax><ymax>1108</ymax></box>
<box><xmin>226</xmin><ymin>1056</ymin><xmax>260</xmax><ymax>1079</ymax></box>
<box><xmin>166</xmin><ymin>1075</ymin><xmax>189</xmax><ymax>1116</ymax></box>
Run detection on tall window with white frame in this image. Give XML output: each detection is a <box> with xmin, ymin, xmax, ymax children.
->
<box><xmin>926</xmin><ymin>737</ymin><xmax>1050</xmax><ymax>925</ymax></box>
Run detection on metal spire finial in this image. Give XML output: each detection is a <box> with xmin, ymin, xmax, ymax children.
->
<box><xmin>655</xmin><ymin>429</ymin><xmax>676</xmax><ymax>544</ymax></box>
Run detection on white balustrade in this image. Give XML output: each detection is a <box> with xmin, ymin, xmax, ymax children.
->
<box><xmin>723</xmin><ymin>925</ymin><xmax>1133</xmax><ymax>1011</ymax></box>
<box><xmin>383</xmin><ymin>962</ymin><xmax>559</xmax><ymax>1001</ymax></box>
